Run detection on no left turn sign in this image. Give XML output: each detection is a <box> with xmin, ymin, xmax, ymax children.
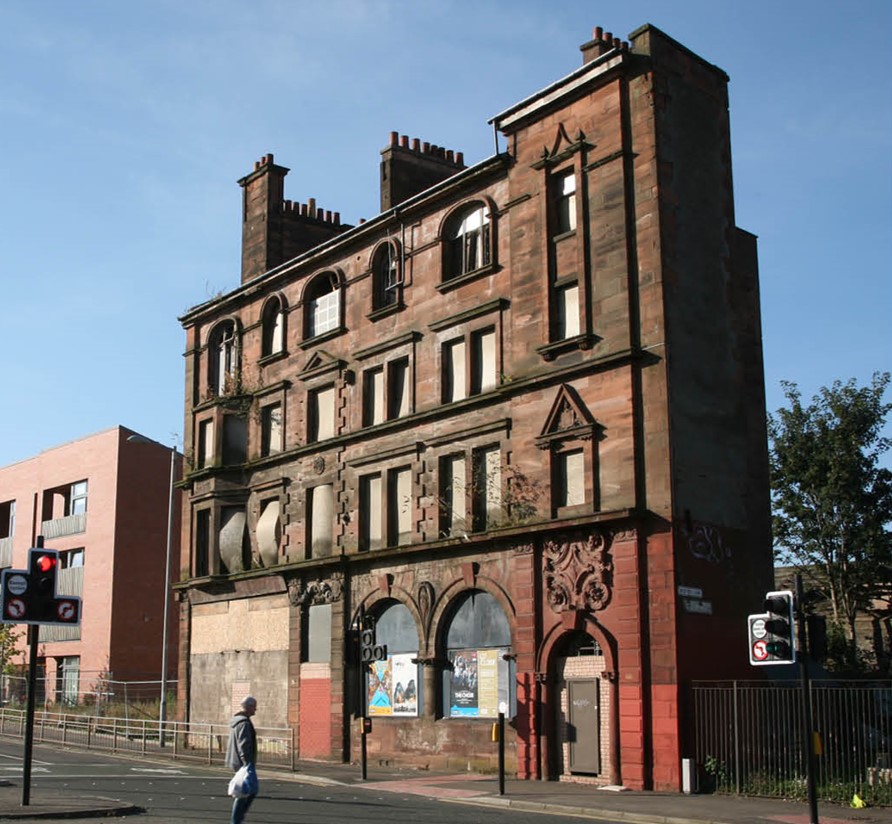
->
<box><xmin>752</xmin><ymin>639</ymin><xmax>768</xmax><ymax>661</ymax></box>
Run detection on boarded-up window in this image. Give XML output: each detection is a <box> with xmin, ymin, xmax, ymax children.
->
<box><xmin>309</xmin><ymin>385</ymin><xmax>335</xmax><ymax>442</ymax></box>
<box><xmin>556</xmin><ymin>283</ymin><xmax>580</xmax><ymax>339</ymax></box>
<box><xmin>256</xmin><ymin>499</ymin><xmax>281</xmax><ymax>566</ymax></box>
<box><xmin>556</xmin><ymin>449</ymin><xmax>586</xmax><ymax>508</ymax></box>
<box><xmin>309</xmin><ymin>485</ymin><xmax>334</xmax><ymax>557</ymax></box>
<box><xmin>363</xmin><ymin>368</ymin><xmax>384</xmax><ymax>427</ymax></box>
<box><xmin>388</xmin><ymin>357</ymin><xmax>410</xmax><ymax>419</ymax></box>
<box><xmin>443</xmin><ymin>338</ymin><xmax>466</xmax><ymax>403</ymax></box>
<box><xmin>471</xmin><ymin>328</ymin><xmax>497</xmax><ymax>394</ymax></box>
<box><xmin>388</xmin><ymin>467</ymin><xmax>412</xmax><ymax>547</ymax></box>
<box><xmin>197</xmin><ymin>419</ymin><xmax>214</xmax><ymax>468</ymax></box>
<box><xmin>359</xmin><ymin>474</ymin><xmax>382</xmax><ymax>551</ymax></box>
<box><xmin>261</xmin><ymin>403</ymin><xmax>283</xmax><ymax>455</ymax></box>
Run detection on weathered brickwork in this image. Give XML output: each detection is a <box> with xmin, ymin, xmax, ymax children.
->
<box><xmin>176</xmin><ymin>23</ymin><xmax>772</xmax><ymax>791</ymax></box>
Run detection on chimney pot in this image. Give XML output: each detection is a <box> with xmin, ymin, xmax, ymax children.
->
<box><xmin>390</xmin><ymin>131</ymin><xmax>399</xmax><ymax>146</ymax></box>
<box><xmin>594</xmin><ymin>26</ymin><xmax>603</xmax><ymax>40</ymax></box>
<box><xmin>412</xmin><ymin>137</ymin><xmax>420</xmax><ymax>152</ymax></box>
<box><xmin>423</xmin><ymin>141</ymin><xmax>430</xmax><ymax>153</ymax></box>
<box><xmin>400</xmin><ymin>135</ymin><xmax>409</xmax><ymax>148</ymax></box>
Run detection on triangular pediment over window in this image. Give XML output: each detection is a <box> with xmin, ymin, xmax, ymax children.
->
<box><xmin>299</xmin><ymin>349</ymin><xmax>347</xmax><ymax>382</ymax></box>
<box><xmin>536</xmin><ymin>383</ymin><xmax>599</xmax><ymax>449</ymax></box>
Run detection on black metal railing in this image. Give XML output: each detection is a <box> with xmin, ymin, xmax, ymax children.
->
<box><xmin>692</xmin><ymin>680</ymin><xmax>892</xmax><ymax>805</ymax></box>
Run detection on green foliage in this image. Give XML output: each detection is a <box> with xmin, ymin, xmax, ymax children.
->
<box><xmin>0</xmin><ymin>625</ymin><xmax>21</xmax><ymax>675</ymax></box>
<box><xmin>769</xmin><ymin>373</ymin><xmax>892</xmax><ymax>662</ymax></box>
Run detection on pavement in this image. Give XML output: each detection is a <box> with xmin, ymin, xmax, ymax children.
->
<box><xmin>1</xmin><ymin>761</ymin><xmax>892</xmax><ymax>823</ymax></box>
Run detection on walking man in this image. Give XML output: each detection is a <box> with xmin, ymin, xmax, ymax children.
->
<box><xmin>226</xmin><ymin>696</ymin><xmax>257</xmax><ymax>824</ymax></box>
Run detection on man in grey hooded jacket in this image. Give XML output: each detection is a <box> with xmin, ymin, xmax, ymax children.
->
<box><xmin>226</xmin><ymin>696</ymin><xmax>257</xmax><ymax>824</ymax></box>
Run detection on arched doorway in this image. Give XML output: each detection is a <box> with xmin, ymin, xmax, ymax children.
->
<box><xmin>554</xmin><ymin>631</ymin><xmax>609</xmax><ymax>780</ymax></box>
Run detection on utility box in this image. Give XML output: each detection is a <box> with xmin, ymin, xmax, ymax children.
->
<box><xmin>682</xmin><ymin>758</ymin><xmax>699</xmax><ymax>794</ymax></box>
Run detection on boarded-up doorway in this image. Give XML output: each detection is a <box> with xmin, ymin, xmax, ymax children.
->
<box><xmin>555</xmin><ymin>632</ymin><xmax>608</xmax><ymax>779</ymax></box>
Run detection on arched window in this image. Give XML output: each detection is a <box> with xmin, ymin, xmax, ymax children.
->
<box><xmin>364</xmin><ymin>601</ymin><xmax>420</xmax><ymax>718</ymax></box>
<box><xmin>261</xmin><ymin>295</ymin><xmax>285</xmax><ymax>357</ymax></box>
<box><xmin>304</xmin><ymin>272</ymin><xmax>341</xmax><ymax>339</ymax></box>
<box><xmin>208</xmin><ymin>320</ymin><xmax>238</xmax><ymax>395</ymax></box>
<box><xmin>371</xmin><ymin>242</ymin><xmax>402</xmax><ymax>311</ymax></box>
<box><xmin>442</xmin><ymin>590</ymin><xmax>514</xmax><ymax>718</ymax></box>
<box><xmin>443</xmin><ymin>202</ymin><xmax>491</xmax><ymax>281</ymax></box>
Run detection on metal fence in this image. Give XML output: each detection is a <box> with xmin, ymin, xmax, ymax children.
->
<box><xmin>692</xmin><ymin>680</ymin><xmax>892</xmax><ymax>805</ymax></box>
<box><xmin>0</xmin><ymin>707</ymin><xmax>295</xmax><ymax>769</ymax></box>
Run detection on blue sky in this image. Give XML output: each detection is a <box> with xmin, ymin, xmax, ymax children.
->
<box><xmin>1</xmin><ymin>0</ymin><xmax>890</xmax><ymax>468</ymax></box>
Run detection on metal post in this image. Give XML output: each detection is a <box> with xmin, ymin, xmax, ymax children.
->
<box><xmin>21</xmin><ymin>623</ymin><xmax>39</xmax><ymax>806</ymax></box>
<box><xmin>159</xmin><ymin>446</ymin><xmax>176</xmax><ymax>747</ymax></box>
<box><xmin>796</xmin><ymin>574</ymin><xmax>819</xmax><ymax>824</ymax></box>
<box><xmin>498</xmin><ymin>712</ymin><xmax>505</xmax><ymax>796</ymax></box>
<box><xmin>359</xmin><ymin>605</ymin><xmax>368</xmax><ymax>781</ymax></box>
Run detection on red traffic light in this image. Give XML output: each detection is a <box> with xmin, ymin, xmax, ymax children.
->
<box><xmin>36</xmin><ymin>555</ymin><xmax>57</xmax><ymax>574</ymax></box>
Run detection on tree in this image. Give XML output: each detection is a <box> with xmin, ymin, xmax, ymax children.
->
<box><xmin>769</xmin><ymin>372</ymin><xmax>892</xmax><ymax>669</ymax></box>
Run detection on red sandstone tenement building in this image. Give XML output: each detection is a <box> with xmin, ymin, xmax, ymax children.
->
<box><xmin>177</xmin><ymin>23</ymin><xmax>772</xmax><ymax>790</ymax></box>
<box><xmin>0</xmin><ymin>427</ymin><xmax>180</xmax><ymax>703</ymax></box>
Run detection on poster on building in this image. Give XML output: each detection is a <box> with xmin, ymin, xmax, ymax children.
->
<box><xmin>448</xmin><ymin>648</ymin><xmax>510</xmax><ymax>718</ymax></box>
<box><xmin>391</xmin><ymin>654</ymin><xmax>418</xmax><ymax>716</ymax></box>
<box><xmin>367</xmin><ymin>654</ymin><xmax>418</xmax><ymax>718</ymax></box>
<box><xmin>367</xmin><ymin>659</ymin><xmax>392</xmax><ymax>716</ymax></box>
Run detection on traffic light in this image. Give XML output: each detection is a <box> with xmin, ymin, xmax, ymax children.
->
<box><xmin>763</xmin><ymin>590</ymin><xmax>796</xmax><ymax>664</ymax></box>
<box><xmin>0</xmin><ymin>548</ymin><xmax>80</xmax><ymax>626</ymax></box>
<box><xmin>359</xmin><ymin>618</ymin><xmax>387</xmax><ymax>663</ymax></box>
<box><xmin>29</xmin><ymin>550</ymin><xmax>60</xmax><ymax>621</ymax></box>
<box><xmin>748</xmin><ymin>590</ymin><xmax>796</xmax><ymax>667</ymax></box>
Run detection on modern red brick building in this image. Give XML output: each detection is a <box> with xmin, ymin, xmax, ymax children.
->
<box><xmin>177</xmin><ymin>23</ymin><xmax>772</xmax><ymax>790</ymax></box>
<box><xmin>0</xmin><ymin>427</ymin><xmax>181</xmax><ymax>704</ymax></box>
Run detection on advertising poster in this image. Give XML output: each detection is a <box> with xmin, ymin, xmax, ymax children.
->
<box><xmin>391</xmin><ymin>654</ymin><xmax>418</xmax><ymax>716</ymax></box>
<box><xmin>449</xmin><ymin>650</ymin><xmax>479</xmax><ymax>717</ymax></box>
<box><xmin>366</xmin><ymin>654</ymin><xmax>419</xmax><ymax>717</ymax></box>
<box><xmin>367</xmin><ymin>659</ymin><xmax>392</xmax><ymax>716</ymax></box>
<box><xmin>476</xmin><ymin>648</ymin><xmax>500</xmax><ymax>717</ymax></box>
<box><xmin>449</xmin><ymin>648</ymin><xmax>510</xmax><ymax>718</ymax></box>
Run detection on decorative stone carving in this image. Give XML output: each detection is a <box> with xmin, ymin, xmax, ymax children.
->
<box><xmin>287</xmin><ymin>574</ymin><xmax>343</xmax><ymax>606</ymax></box>
<box><xmin>417</xmin><ymin>581</ymin><xmax>434</xmax><ymax>633</ymax></box>
<box><xmin>543</xmin><ymin>531</ymin><xmax>612</xmax><ymax>613</ymax></box>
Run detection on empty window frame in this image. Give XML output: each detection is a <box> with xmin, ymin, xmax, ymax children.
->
<box><xmin>260</xmin><ymin>402</ymin><xmax>283</xmax><ymax>456</ymax></box>
<box><xmin>308</xmin><ymin>385</ymin><xmax>336</xmax><ymax>442</ymax></box>
<box><xmin>208</xmin><ymin>321</ymin><xmax>238</xmax><ymax>394</ymax></box>
<box><xmin>363</xmin><ymin>357</ymin><xmax>410</xmax><ymax>427</ymax></box>
<box><xmin>442</xmin><ymin>328</ymin><xmax>496</xmax><ymax>403</ymax></box>
<box><xmin>439</xmin><ymin>455</ymin><xmax>467</xmax><ymax>537</ymax></box>
<box><xmin>471</xmin><ymin>446</ymin><xmax>501</xmax><ymax>531</ymax></box>
<box><xmin>444</xmin><ymin>203</ymin><xmax>491</xmax><ymax>280</ymax></box>
<box><xmin>194</xmin><ymin>509</ymin><xmax>211</xmax><ymax>577</ymax></box>
<box><xmin>372</xmin><ymin>241</ymin><xmax>402</xmax><ymax>311</ymax></box>
<box><xmin>553</xmin><ymin>170</ymin><xmax>577</xmax><ymax>235</ymax></box>
<box><xmin>261</xmin><ymin>296</ymin><xmax>286</xmax><ymax>357</ymax></box>
<box><xmin>305</xmin><ymin>272</ymin><xmax>340</xmax><ymax>339</ymax></box>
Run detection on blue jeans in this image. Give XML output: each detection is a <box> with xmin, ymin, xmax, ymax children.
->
<box><xmin>230</xmin><ymin>793</ymin><xmax>255</xmax><ymax>824</ymax></box>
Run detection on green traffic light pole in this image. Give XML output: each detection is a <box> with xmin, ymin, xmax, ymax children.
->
<box><xmin>796</xmin><ymin>573</ymin><xmax>819</xmax><ymax>824</ymax></box>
